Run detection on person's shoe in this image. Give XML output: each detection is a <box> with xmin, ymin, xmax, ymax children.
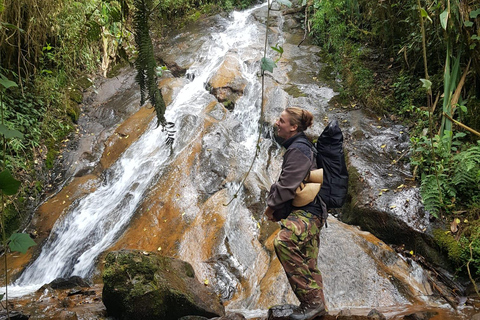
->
<box><xmin>288</xmin><ymin>301</ymin><xmax>327</xmax><ymax>320</ymax></box>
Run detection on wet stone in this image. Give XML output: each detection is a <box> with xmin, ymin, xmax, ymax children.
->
<box><xmin>472</xmin><ymin>313</ymin><xmax>480</xmax><ymax>320</ymax></box>
<box><xmin>0</xmin><ymin>311</ymin><xmax>29</xmax><ymax>320</ymax></box>
<box><xmin>212</xmin><ymin>313</ymin><xmax>247</xmax><ymax>320</ymax></box>
<box><xmin>366</xmin><ymin>309</ymin><xmax>386</xmax><ymax>320</ymax></box>
<box><xmin>401</xmin><ymin>311</ymin><xmax>437</xmax><ymax>320</ymax></box>
<box><xmin>48</xmin><ymin>275</ymin><xmax>91</xmax><ymax>289</ymax></box>
<box><xmin>178</xmin><ymin>316</ymin><xmax>209</xmax><ymax>320</ymax></box>
<box><xmin>267</xmin><ymin>304</ymin><xmax>296</xmax><ymax>320</ymax></box>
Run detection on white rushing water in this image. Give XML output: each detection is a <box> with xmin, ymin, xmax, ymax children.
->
<box><xmin>6</xmin><ymin>3</ymin><xmax>266</xmax><ymax>298</ymax></box>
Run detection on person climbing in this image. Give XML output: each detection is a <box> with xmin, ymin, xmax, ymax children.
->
<box><xmin>264</xmin><ymin>107</ymin><xmax>327</xmax><ymax>320</ymax></box>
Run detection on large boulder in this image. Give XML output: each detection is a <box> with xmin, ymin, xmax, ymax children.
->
<box><xmin>102</xmin><ymin>250</ymin><xmax>225</xmax><ymax>320</ymax></box>
<box><xmin>208</xmin><ymin>53</ymin><xmax>248</xmax><ymax>110</ymax></box>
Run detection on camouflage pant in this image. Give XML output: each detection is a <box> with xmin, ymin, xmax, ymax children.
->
<box><xmin>274</xmin><ymin>210</ymin><xmax>325</xmax><ymax>306</ymax></box>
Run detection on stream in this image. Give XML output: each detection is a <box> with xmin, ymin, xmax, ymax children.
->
<box><xmin>2</xmin><ymin>2</ymin><xmax>478</xmax><ymax>319</ymax></box>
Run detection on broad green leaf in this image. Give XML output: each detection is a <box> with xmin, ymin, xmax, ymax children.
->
<box><xmin>0</xmin><ymin>169</ymin><xmax>21</xmax><ymax>195</ymax></box>
<box><xmin>420</xmin><ymin>78</ymin><xmax>432</xmax><ymax>91</ymax></box>
<box><xmin>464</xmin><ymin>20</ymin><xmax>473</xmax><ymax>28</ymax></box>
<box><xmin>460</xmin><ymin>105</ymin><xmax>467</xmax><ymax>113</ymax></box>
<box><xmin>0</xmin><ymin>74</ymin><xmax>17</xmax><ymax>89</ymax></box>
<box><xmin>0</xmin><ymin>124</ymin><xmax>23</xmax><ymax>139</ymax></box>
<box><xmin>276</xmin><ymin>0</ymin><xmax>292</xmax><ymax>8</ymax></box>
<box><xmin>8</xmin><ymin>233</ymin><xmax>36</xmax><ymax>254</ymax></box>
<box><xmin>261</xmin><ymin>57</ymin><xmax>276</xmax><ymax>73</ymax></box>
<box><xmin>470</xmin><ymin>9</ymin><xmax>480</xmax><ymax>19</ymax></box>
<box><xmin>472</xmin><ymin>35</ymin><xmax>480</xmax><ymax>41</ymax></box>
<box><xmin>302</xmin><ymin>0</ymin><xmax>307</xmax><ymax>6</ymax></box>
<box><xmin>440</xmin><ymin>9</ymin><xmax>449</xmax><ymax>30</ymax></box>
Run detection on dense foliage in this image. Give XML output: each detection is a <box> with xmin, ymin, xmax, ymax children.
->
<box><xmin>308</xmin><ymin>0</ymin><xmax>480</xmax><ymax>279</ymax></box>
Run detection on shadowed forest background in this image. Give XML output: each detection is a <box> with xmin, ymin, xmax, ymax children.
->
<box><xmin>0</xmin><ymin>0</ymin><xmax>480</xmax><ymax>295</ymax></box>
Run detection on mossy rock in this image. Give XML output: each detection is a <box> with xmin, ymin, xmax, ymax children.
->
<box><xmin>66</xmin><ymin>101</ymin><xmax>81</xmax><ymax>124</ymax></box>
<box><xmin>75</xmin><ymin>77</ymin><xmax>94</xmax><ymax>90</ymax></box>
<box><xmin>68</xmin><ymin>88</ymin><xmax>83</xmax><ymax>104</ymax></box>
<box><xmin>102</xmin><ymin>250</ymin><xmax>224</xmax><ymax>320</ymax></box>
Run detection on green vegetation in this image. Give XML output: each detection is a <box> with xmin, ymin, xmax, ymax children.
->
<box><xmin>308</xmin><ymin>0</ymin><xmax>480</xmax><ymax>280</ymax></box>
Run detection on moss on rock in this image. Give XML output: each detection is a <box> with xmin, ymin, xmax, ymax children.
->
<box><xmin>102</xmin><ymin>250</ymin><xmax>224</xmax><ymax>320</ymax></box>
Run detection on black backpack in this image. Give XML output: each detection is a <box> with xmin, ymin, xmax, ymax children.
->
<box><xmin>315</xmin><ymin>120</ymin><xmax>349</xmax><ymax>209</ymax></box>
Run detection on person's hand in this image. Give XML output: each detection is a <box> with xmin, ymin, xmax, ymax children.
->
<box><xmin>264</xmin><ymin>206</ymin><xmax>275</xmax><ymax>221</ymax></box>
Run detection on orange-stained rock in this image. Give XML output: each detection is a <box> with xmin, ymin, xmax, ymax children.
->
<box><xmin>0</xmin><ymin>174</ymin><xmax>100</xmax><ymax>284</ymax></box>
<box><xmin>159</xmin><ymin>77</ymin><xmax>190</xmax><ymax>105</ymax></box>
<box><xmin>33</xmin><ymin>174</ymin><xmax>100</xmax><ymax>240</ymax></box>
<box><xmin>100</xmin><ymin>107</ymin><xmax>155</xmax><ymax>170</ymax></box>
<box><xmin>209</xmin><ymin>54</ymin><xmax>244</xmax><ymax>89</ymax></box>
<box><xmin>107</xmin><ymin>126</ymin><xmax>205</xmax><ymax>257</ymax></box>
<box><xmin>208</xmin><ymin>54</ymin><xmax>248</xmax><ymax>103</ymax></box>
<box><xmin>106</xmin><ymin>97</ymin><xmax>226</xmax><ymax>257</ymax></box>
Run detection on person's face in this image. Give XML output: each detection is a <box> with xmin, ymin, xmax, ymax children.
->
<box><xmin>275</xmin><ymin>111</ymin><xmax>298</xmax><ymax>139</ymax></box>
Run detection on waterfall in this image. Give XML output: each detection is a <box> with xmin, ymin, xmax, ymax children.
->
<box><xmin>7</xmin><ymin>3</ymin><xmax>267</xmax><ymax>298</ymax></box>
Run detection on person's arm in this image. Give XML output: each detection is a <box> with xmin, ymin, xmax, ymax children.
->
<box><xmin>267</xmin><ymin>148</ymin><xmax>311</xmax><ymax>211</ymax></box>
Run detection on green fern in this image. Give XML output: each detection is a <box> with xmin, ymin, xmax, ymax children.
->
<box><xmin>133</xmin><ymin>0</ymin><xmax>167</xmax><ymax>127</ymax></box>
<box><xmin>420</xmin><ymin>173</ymin><xmax>444</xmax><ymax>218</ymax></box>
<box><xmin>452</xmin><ymin>143</ymin><xmax>480</xmax><ymax>187</ymax></box>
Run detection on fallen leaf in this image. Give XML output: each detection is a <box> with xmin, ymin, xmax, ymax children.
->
<box><xmin>381</xmin><ymin>144</ymin><xmax>386</xmax><ymax>148</ymax></box>
<box><xmin>451</xmin><ymin>219</ymin><xmax>458</xmax><ymax>233</ymax></box>
<box><xmin>204</xmin><ymin>279</ymin><xmax>209</xmax><ymax>285</ymax></box>
<box><xmin>157</xmin><ymin>247</ymin><xmax>162</xmax><ymax>251</ymax></box>
<box><xmin>390</xmin><ymin>205</ymin><xmax>396</xmax><ymax>209</ymax></box>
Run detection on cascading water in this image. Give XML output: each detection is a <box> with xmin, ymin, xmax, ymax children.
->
<box><xmin>7</xmin><ymin>3</ymin><xmax>267</xmax><ymax>298</ymax></box>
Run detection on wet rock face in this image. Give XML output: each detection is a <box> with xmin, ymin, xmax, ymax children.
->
<box><xmin>208</xmin><ymin>53</ymin><xmax>248</xmax><ymax>110</ymax></box>
<box><xmin>102</xmin><ymin>250</ymin><xmax>225</xmax><ymax>320</ymax></box>
<box><xmin>339</xmin><ymin>111</ymin><xmax>450</xmax><ymax>269</ymax></box>
<box><xmin>48</xmin><ymin>276</ymin><xmax>91</xmax><ymax>290</ymax></box>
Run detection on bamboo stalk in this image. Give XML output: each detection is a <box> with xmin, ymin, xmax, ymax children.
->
<box><xmin>443</xmin><ymin>112</ymin><xmax>480</xmax><ymax>137</ymax></box>
<box><xmin>451</xmin><ymin>58</ymin><xmax>471</xmax><ymax>116</ymax></box>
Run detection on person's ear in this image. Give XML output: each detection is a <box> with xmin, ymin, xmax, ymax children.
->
<box><xmin>290</xmin><ymin>124</ymin><xmax>298</xmax><ymax>132</ymax></box>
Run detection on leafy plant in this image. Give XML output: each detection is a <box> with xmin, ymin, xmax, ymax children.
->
<box><xmin>412</xmin><ymin>132</ymin><xmax>480</xmax><ymax>218</ymax></box>
<box><xmin>0</xmin><ymin>73</ymin><xmax>36</xmax><ymax>314</ymax></box>
<box><xmin>133</xmin><ymin>0</ymin><xmax>175</xmax><ymax>145</ymax></box>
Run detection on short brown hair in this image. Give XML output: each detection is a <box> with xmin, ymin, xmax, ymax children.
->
<box><xmin>285</xmin><ymin>107</ymin><xmax>313</xmax><ymax>132</ymax></box>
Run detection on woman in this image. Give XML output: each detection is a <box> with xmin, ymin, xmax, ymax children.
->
<box><xmin>264</xmin><ymin>107</ymin><xmax>327</xmax><ymax>320</ymax></box>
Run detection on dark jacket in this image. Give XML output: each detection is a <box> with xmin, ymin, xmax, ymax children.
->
<box><xmin>267</xmin><ymin>132</ymin><xmax>322</xmax><ymax>219</ymax></box>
